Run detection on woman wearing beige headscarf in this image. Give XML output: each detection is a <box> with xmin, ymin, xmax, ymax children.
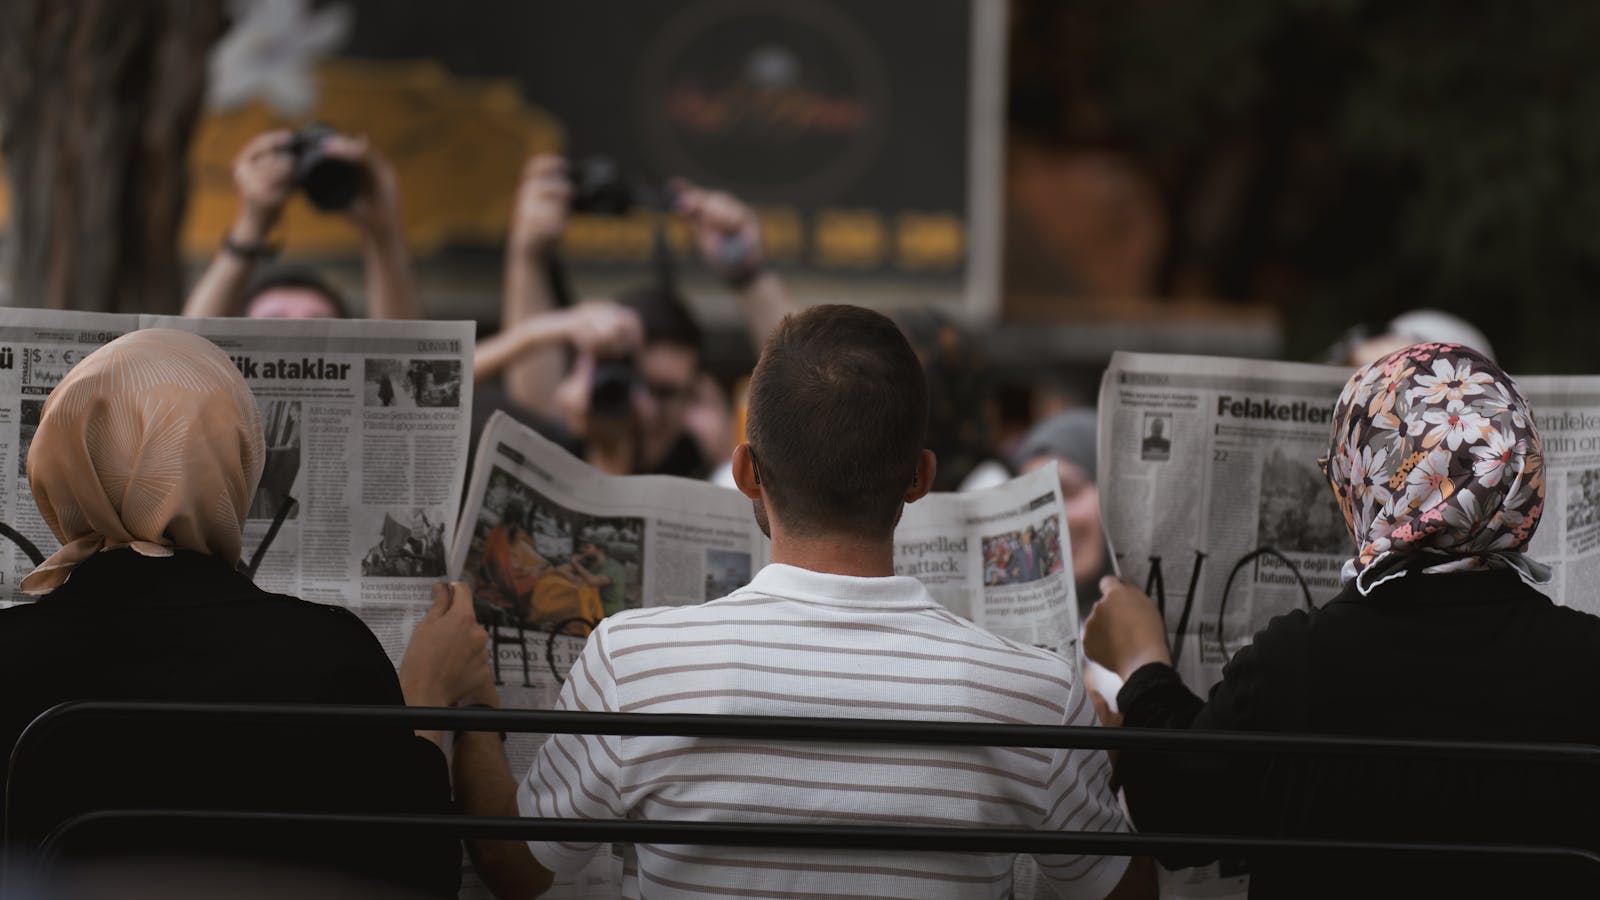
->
<box><xmin>20</xmin><ymin>329</ymin><xmax>266</xmax><ymax>593</ymax></box>
<box><xmin>0</xmin><ymin>329</ymin><xmax>476</xmax><ymax>896</ymax></box>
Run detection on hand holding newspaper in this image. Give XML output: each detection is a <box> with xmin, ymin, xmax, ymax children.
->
<box><xmin>448</xmin><ymin>411</ymin><xmax>1084</xmax><ymax>899</ymax></box>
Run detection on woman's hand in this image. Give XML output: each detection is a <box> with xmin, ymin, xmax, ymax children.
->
<box><xmin>1083</xmin><ymin>575</ymin><xmax>1173</xmax><ymax>681</ymax></box>
<box><xmin>400</xmin><ymin>582</ymin><xmax>493</xmax><ymax>709</ymax></box>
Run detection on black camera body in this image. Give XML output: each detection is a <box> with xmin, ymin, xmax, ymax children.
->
<box><xmin>569</xmin><ymin>156</ymin><xmax>669</xmax><ymax>216</ymax></box>
<box><xmin>567</xmin><ymin>156</ymin><xmax>653</xmax><ymax>419</ymax></box>
<box><xmin>589</xmin><ymin>358</ymin><xmax>640</xmax><ymax>421</ymax></box>
<box><xmin>288</xmin><ymin>123</ymin><xmax>362</xmax><ymax>212</ymax></box>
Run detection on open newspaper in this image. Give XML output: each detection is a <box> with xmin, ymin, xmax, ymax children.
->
<box><xmin>449</xmin><ymin>411</ymin><xmax>1080</xmax><ymax>899</ymax></box>
<box><xmin>0</xmin><ymin>309</ymin><xmax>473</xmax><ymax>660</ymax></box>
<box><xmin>1099</xmin><ymin>351</ymin><xmax>1600</xmax><ymax>694</ymax></box>
<box><xmin>1097</xmin><ymin>350</ymin><xmax>1600</xmax><ymax>900</ymax></box>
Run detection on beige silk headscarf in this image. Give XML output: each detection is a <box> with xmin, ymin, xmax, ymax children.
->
<box><xmin>21</xmin><ymin>329</ymin><xmax>265</xmax><ymax>594</ymax></box>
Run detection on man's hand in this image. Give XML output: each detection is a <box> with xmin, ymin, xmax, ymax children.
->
<box><xmin>671</xmin><ymin>178</ymin><xmax>765</xmax><ymax>284</ymax></box>
<box><xmin>320</xmin><ymin>134</ymin><xmax>403</xmax><ymax>237</ymax></box>
<box><xmin>230</xmin><ymin>130</ymin><xmax>296</xmax><ymax>244</ymax></box>
<box><xmin>400</xmin><ymin>582</ymin><xmax>493</xmax><ymax>710</ymax></box>
<box><xmin>558</xmin><ymin>300</ymin><xmax>644</xmax><ymax>358</ymax></box>
<box><xmin>511</xmin><ymin>154</ymin><xmax>572</xmax><ymax>258</ymax></box>
<box><xmin>1083</xmin><ymin>576</ymin><xmax>1173</xmax><ymax>681</ymax></box>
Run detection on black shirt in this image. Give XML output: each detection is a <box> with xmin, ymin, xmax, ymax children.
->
<box><xmin>1117</xmin><ymin>569</ymin><xmax>1600</xmax><ymax>899</ymax></box>
<box><xmin>0</xmin><ymin>549</ymin><xmax>459</xmax><ymax>897</ymax></box>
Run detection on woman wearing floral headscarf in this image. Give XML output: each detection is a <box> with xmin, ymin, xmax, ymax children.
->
<box><xmin>1083</xmin><ymin>343</ymin><xmax>1600</xmax><ymax>900</ymax></box>
<box><xmin>0</xmin><ymin>330</ymin><xmax>477</xmax><ymax>895</ymax></box>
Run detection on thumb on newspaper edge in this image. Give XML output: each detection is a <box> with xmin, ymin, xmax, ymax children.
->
<box><xmin>446</xmin><ymin>581</ymin><xmax>477</xmax><ymax>619</ymax></box>
<box><xmin>426</xmin><ymin>582</ymin><xmax>449</xmax><ymax>618</ymax></box>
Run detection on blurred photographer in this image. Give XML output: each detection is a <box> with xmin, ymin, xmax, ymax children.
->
<box><xmin>484</xmin><ymin>153</ymin><xmax>796</xmax><ymax>477</ymax></box>
<box><xmin>184</xmin><ymin>127</ymin><xmax>418</xmax><ymax>320</ymax></box>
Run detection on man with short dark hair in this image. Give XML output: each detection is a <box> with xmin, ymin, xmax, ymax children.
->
<box><xmin>433</xmin><ymin>305</ymin><xmax>1153</xmax><ymax>899</ymax></box>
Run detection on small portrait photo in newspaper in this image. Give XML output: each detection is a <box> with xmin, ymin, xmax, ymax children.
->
<box><xmin>363</xmin><ymin>358</ymin><xmax>462</xmax><ymax>409</ymax></box>
<box><xmin>981</xmin><ymin>515</ymin><xmax>1065</xmax><ymax>587</ymax></box>
<box><xmin>461</xmin><ymin>465</ymin><xmax>645</xmax><ymax>632</ymax></box>
<box><xmin>1141</xmin><ymin>411</ymin><xmax>1173</xmax><ymax>462</ymax></box>
<box><xmin>361</xmin><ymin>507</ymin><xmax>449</xmax><ymax>578</ymax></box>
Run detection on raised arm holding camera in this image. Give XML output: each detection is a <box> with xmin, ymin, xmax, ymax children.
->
<box><xmin>488</xmin><ymin>153</ymin><xmax>796</xmax><ymax>477</ymax></box>
<box><xmin>183</xmin><ymin>127</ymin><xmax>419</xmax><ymax>320</ymax></box>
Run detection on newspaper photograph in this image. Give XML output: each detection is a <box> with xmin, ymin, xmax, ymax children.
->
<box><xmin>449</xmin><ymin>411</ymin><xmax>770</xmax><ymax>900</ymax></box>
<box><xmin>0</xmin><ymin>308</ymin><xmax>474</xmax><ymax>661</ymax></box>
<box><xmin>1099</xmin><ymin>352</ymin><xmax>1600</xmax><ymax>698</ymax></box>
<box><xmin>896</xmin><ymin>464</ymin><xmax>1079</xmax><ymax>658</ymax></box>
<box><xmin>451</xmin><ymin>412</ymin><xmax>1079</xmax><ymax>899</ymax></box>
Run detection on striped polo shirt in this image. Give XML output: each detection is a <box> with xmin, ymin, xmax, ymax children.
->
<box><xmin>518</xmin><ymin>563</ymin><xmax>1130</xmax><ymax>899</ymax></box>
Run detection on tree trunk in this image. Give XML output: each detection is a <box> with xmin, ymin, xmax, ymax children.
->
<box><xmin>0</xmin><ymin>0</ymin><xmax>221</xmax><ymax>313</ymax></box>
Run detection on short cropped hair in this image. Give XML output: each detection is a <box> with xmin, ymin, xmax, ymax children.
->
<box><xmin>242</xmin><ymin>264</ymin><xmax>349</xmax><ymax>319</ymax></box>
<box><xmin>746</xmin><ymin>305</ymin><xmax>928</xmax><ymax>539</ymax></box>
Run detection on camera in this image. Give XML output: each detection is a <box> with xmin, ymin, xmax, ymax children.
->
<box><xmin>569</xmin><ymin>156</ymin><xmax>668</xmax><ymax>216</ymax></box>
<box><xmin>589</xmin><ymin>357</ymin><xmax>639</xmax><ymax>421</ymax></box>
<box><xmin>288</xmin><ymin>123</ymin><xmax>362</xmax><ymax>212</ymax></box>
<box><xmin>569</xmin><ymin>155</ymin><xmax>754</xmax><ymax>272</ymax></box>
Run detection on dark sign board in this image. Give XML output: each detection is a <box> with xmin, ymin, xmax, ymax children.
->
<box><xmin>340</xmin><ymin>0</ymin><xmax>1003</xmax><ymax>315</ymax></box>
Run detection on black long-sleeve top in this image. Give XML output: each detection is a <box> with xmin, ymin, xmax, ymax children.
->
<box><xmin>0</xmin><ymin>549</ymin><xmax>460</xmax><ymax>897</ymax></box>
<box><xmin>1116</xmin><ymin>569</ymin><xmax>1600</xmax><ymax>900</ymax></box>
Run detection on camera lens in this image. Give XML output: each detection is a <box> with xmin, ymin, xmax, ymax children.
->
<box><xmin>300</xmin><ymin>155</ymin><xmax>362</xmax><ymax>211</ymax></box>
<box><xmin>569</xmin><ymin>157</ymin><xmax>636</xmax><ymax>216</ymax></box>
<box><xmin>589</xmin><ymin>360</ymin><xmax>638</xmax><ymax>420</ymax></box>
<box><xmin>290</xmin><ymin>123</ymin><xmax>362</xmax><ymax>212</ymax></box>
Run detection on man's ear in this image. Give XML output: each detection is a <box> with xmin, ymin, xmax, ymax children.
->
<box><xmin>905</xmin><ymin>449</ymin><xmax>937</xmax><ymax>504</ymax></box>
<box><xmin>731</xmin><ymin>443</ymin><xmax>763</xmax><ymax>500</ymax></box>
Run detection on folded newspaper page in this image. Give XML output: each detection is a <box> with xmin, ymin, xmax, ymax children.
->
<box><xmin>0</xmin><ymin>309</ymin><xmax>474</xmax><ymax>660</ymax></box>
<box><xmin>1098</xmin><ymin>351</ymin><xmax>1600</xmax><ymax>697</ymax></box>
<box><xmin>1097</xmin><ymin>352</ymin><xmax>1349</xmax><ymax>693</ymax></box>
<box><xmin>449</xmin><ymin>411</ymin><xmax>1079</xmax><ymax>899</ymax></box>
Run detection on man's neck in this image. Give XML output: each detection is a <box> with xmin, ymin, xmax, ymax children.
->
<box><xmin>769</xmin><ymin>531</ymin><xmax>896</xmax><ymax>578</ymax></box>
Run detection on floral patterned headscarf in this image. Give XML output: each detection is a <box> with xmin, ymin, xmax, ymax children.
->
<box><xmin>1325</xmin><ymin>342</ymin><xmax>1550</xmax><ymax>595</ymax></box>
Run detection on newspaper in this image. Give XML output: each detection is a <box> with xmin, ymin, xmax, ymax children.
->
<box><xmin>449</xmin><ymin>411</ymin><xmax>1080</xmax><ymax>899</ymax></box>
<box><xmin>1096</xmin><ymin>352</ymin><xmax>1349</xmax><ymax>693</ymax></box>
<box><xmin>0</xmin><ymin>308</ymin><xmax>474</xmax><ymax>660</ymax></box>
<box><xmin>1099</xmin><ymin>351</ymin><xmax>1600</xmax><ymax>693</ymax></box>
<box><xmin>1097</xmin><ymin>350</ymin><xmax>1600</xmax><ymax>900</ymax></box>
<box><xmin>1517</xmin><ymin>376</ymin><xmax>1600</xmax><ymax>617</ymax></box>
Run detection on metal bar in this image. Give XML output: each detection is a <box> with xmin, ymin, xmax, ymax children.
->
<box><xmin>11</xmin><ymin>701</ymin><xmax>1599</xmax><ymax>857</ymax></box>
<box><xmin>15</xmin><ymin>699</ymin><xmax>1600</xmax><ymax>762</ymax></box>
<box><xmin>37</xmin><ymin>810</ymin><xmax>1600</xmax><ymax>872</ymax></box>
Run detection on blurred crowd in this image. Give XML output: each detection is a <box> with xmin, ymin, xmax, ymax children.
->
<box><xmin>187</xmin><ymin>126</ymin><xmax>1504</xmax><ymax>620</ymax></box>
